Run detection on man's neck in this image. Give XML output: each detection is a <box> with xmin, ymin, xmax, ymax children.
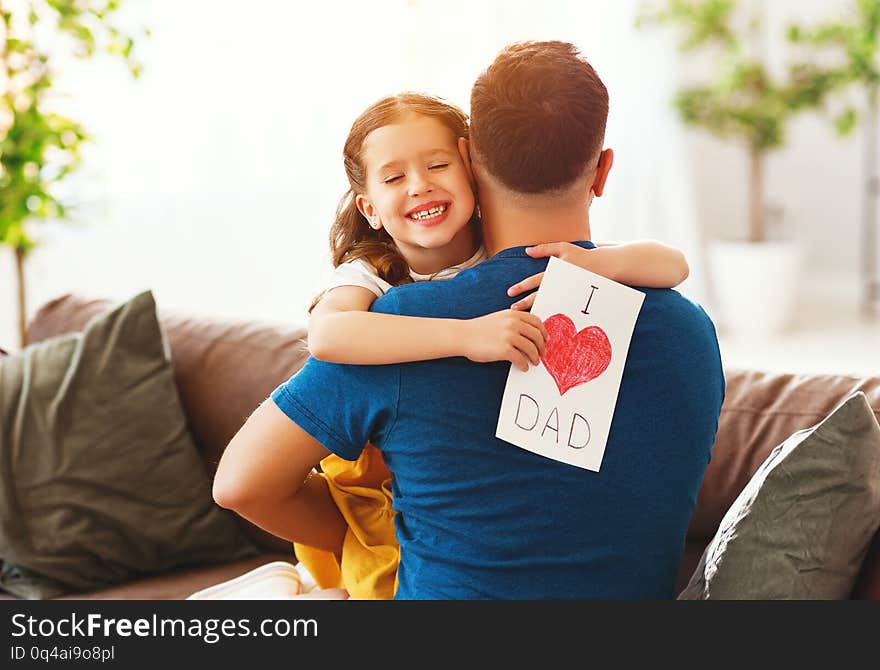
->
<box><xmin>479</xmin><ymin>189</ymin><xmax>593</xmax><ymax>256</ymax></box>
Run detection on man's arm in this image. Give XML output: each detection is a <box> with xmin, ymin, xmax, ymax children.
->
<box><xmin>213</xmin><ymin>398</ymin><xmax>348</xmax><ymax>558</ymax></box>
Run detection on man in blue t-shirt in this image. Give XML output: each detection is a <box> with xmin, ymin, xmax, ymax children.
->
<box><xmin>215</xmin><ymin>41</ymin><xmax>725</xmax><ymax>599</ymax></box>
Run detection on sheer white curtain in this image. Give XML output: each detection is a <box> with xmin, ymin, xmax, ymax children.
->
<box><xmin>0</xmin><ymin>0</ymin><xmax>705</xmax><ymax>347</ymax></box>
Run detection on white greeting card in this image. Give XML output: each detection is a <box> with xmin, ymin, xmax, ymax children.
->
<box><xmin>495</xmin><ymin>255</ymin><xmax>645</xmax><ymax>471</ymax></box>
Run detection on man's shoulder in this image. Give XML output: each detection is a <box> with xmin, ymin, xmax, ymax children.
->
<box><xmin>370</xmin><ymin>281</ymin><xmax>428</xmax><ymax>315</ymax></box>
<box><xmin>371</xmin><ymin>270</ymin><xmax>485</xmax><ymax>317</ymax></box>
<box><xmin>634</xmin><ymin>288</ymin><xmax>724</xmax><ymax>385</ymax></box>
<box><xmin>640</xmin><ymin>287</ymin><xmax>714</xmax><ymax>327</ymax></box>
<box><xmin>634</xmin><ymin>288</ymin><xmax>721</xmax><ymax>364</ymax></box>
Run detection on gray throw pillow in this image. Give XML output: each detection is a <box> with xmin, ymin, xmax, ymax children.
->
<box><xmin>0</xmin><ymin>291</ymin><xmax>256</xmax><ymax>599</ymax></box>
<box><xmin>680</xmin><ymin>392</ymin><xmax>880</xmax><ymax>600</ymax></box>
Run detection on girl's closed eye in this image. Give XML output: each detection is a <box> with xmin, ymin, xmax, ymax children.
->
<box><xmin>429</xmin><ymin>162</ymin><xmax>449</xmax><ymax>170</ymax></box>
<box><xmin>383</xmin><ymin>174</ymin><xmax>403</xmax><ymax>184</ymax></box>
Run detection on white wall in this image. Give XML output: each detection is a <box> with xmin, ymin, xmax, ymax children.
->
<box><xmin>0</xmin><ymin>0</ymin><xmax>870</xmax><ymax>349</ymax></box>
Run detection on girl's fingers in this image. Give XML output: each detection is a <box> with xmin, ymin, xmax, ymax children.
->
<box><xmin>507</xmin><ymin>271</ymin><xmax>544</xmax><ymax>297</ymax></box>
<box><xmin>519</xmin><ymin>311</ymin><xmax>549</xmax><ymax>340</ymax></box>
<box><xmin>525</xmin><ymin>244</ymin><xmax>552</xmax><ymax>258</ymax></box>
<box><xmin>511</xmin><ymin>293</ymin><xmax>537</xmax><ymax>312</ymax></box>
<box><xmin>516</xmin><ymin>335</ymin><xmax>541</xmax><ymax>367</ymax></box>
<box><xmin>521</xmin><ymin>322</ymin><xmax>546</xmax><ymax>356</ymax></box>
<box><xmin>525</xmin><ymin>242</ymin><xmax>567</xmax><ymax>259</ymax></box>
<box><xmin>519</xmin><ymin>317</ymin><xmax>545</xmax><ymax>360</ymax></box>
<box><xmin>510</xmin><ymin>348</ymin><xmax>529</xmax><ymax>372</ymax></box>
<box><xmin>520</xmin><ymin>313</ymin><xmax>547</xmax><ymax>342</ymax></box>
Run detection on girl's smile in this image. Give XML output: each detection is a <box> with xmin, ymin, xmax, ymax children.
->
<box><xmin>406</xmin><ymin>200</ymin><xmax>451</xmax><ymax>226</ymax></box>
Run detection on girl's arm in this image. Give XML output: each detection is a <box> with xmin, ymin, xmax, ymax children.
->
<box><xmin>309</xmin><ymin>285</ymin><xmax>548</xmax><ymax>371</ymax></box>
<box><xmin>507</xmin><ymin>240</ymin><xmax>689</xmax><ymax>310</ymax></box>
<box><xmin>590</xmin><ymin>239</ymin><xmax>689</xmax><ymax>285</ymax></box>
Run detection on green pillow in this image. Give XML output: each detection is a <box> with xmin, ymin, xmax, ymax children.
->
<box><xmin>0</xmin><ymin>291</ymin><xmax>256</xmax><ymax>599</ymax></box>
<box><xmin>680</xmin><ymin>392</ymin><xmax>880</xmax><ymax>600</ymax></box>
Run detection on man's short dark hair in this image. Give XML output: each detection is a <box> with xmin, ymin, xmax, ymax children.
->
<box><xmin>470</xmin><ymin>41</ymin><xmax>609</xmax><ymax>194</ymax></box>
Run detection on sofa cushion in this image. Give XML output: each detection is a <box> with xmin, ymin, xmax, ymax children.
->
<box><xmin>679</xmin><ymin>392</ymin><xmax>880</xmax><ymax>600</ymax></box>
<box><xmin>26</xmin><ymin>294</ymin><xmax>311</xmax><ymax>554</ymax></box>
<box><xmin>0</xmin><ymin>291</ymin><xmax>257</xmax><ymax>599</ymax></box>
<box><xmin>851</xmin><ymin>531</ymin><xmax>880</xmax><ymax>599</ymax></box>
<box><xmin>690</xmin><ymin>369</ymin><xmax>880</xmax><ymax>541</ymax></box>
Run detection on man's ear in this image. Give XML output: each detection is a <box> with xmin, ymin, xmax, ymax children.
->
<box><xmin>458</xmin><ymin>137</ymin><xmax>475</xmax><ymax>183</ymax></box>
<box><xmin>591</xmin><ymin>148</ymin><xmax>614</xmax><ymax>197</ymax></box>
<box><xmin>355</xmin><ymin>194</ymin><xmax>381</xmax><ymax>230</ymax></box>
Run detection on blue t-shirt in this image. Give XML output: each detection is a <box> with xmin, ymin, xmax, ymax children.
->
<box><xmin>272</xmin><ymin>243</ymin><xmax>725</xmax><ymax>599</ymax></box>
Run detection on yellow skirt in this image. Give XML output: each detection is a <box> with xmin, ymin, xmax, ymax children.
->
<box><xmin>293</xmin><ymin>443</ymin><xmax>399</xmax><ymax>600</ymax></box>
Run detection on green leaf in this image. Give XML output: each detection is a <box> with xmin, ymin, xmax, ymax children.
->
<box><xmin>835</xmin><ymin>108</ymin><xmax>859</xmax><ymax>135</ymax></box>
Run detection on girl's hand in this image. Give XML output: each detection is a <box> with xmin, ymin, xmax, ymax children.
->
<box><xmin>462</xmin><ymin>309</ymin><xmax>548</xmax><ymax>372</ymax></box>
<box><xmin>507</xmin><ymin>271</ymin><xmax>544</xmax><ymax>311</ymax></box>
<box><xmin>507</xmin><ymin>243</ymin><xmax>600</xmax><ymax>311</ymax></box>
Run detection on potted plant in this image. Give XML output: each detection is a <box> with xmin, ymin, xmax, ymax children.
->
<box><xmin>638</xmin><ymin>0</ymin><xmax>838</xmax><ymax>337</ymax></box>
<box><xmin>0</xmin><ymin>1</ymin><xmax>145</xmax><ymax>348</ymax></box>
<box><xmin>788</xmin><ymin>0</ymin><xmax>880</xmax><ymax>318</ymax></box>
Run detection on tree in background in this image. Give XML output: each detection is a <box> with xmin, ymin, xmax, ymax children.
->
<box><xmin>788</xmin><ymin>0</ymin><xmax>880</xmax><ymax>313</ymax></box>
<box><xmin>1</xmin><ymin>0</ymin><xmax>145</xmax><ymax>347</ymax></box>
<box><xmin>637</xmin><ymin>0</ymin><xmax>839</xmax><ymax>244</ymax></box>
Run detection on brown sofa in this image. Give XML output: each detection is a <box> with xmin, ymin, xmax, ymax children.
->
<box><xmin>7</xmin><ymin>293</ymin><xmax>880</xmax><ymax>599</ymax></box>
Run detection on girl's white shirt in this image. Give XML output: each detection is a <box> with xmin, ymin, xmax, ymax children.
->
<box><xmin>324</xmin><ymin>245</ymin><xmax>488</xmax><ymax>298</ymax></box>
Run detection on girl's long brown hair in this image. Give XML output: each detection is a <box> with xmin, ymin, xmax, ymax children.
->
<box><xmin>311</xmin><ymin>93</ymin><xmax>476</xmax><ymax>311</ymax></box>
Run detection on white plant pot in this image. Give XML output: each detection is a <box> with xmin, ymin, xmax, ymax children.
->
<box><xmin>708</xmin><ymin>240</ymin><xmax>802</xmax><ymax>339</ymax></box>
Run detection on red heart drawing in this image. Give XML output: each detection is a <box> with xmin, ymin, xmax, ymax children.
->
<box><xmin>540</xmin><ymin>314</ymin><xmax>612</xmax><ymax>395</ymax></box>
